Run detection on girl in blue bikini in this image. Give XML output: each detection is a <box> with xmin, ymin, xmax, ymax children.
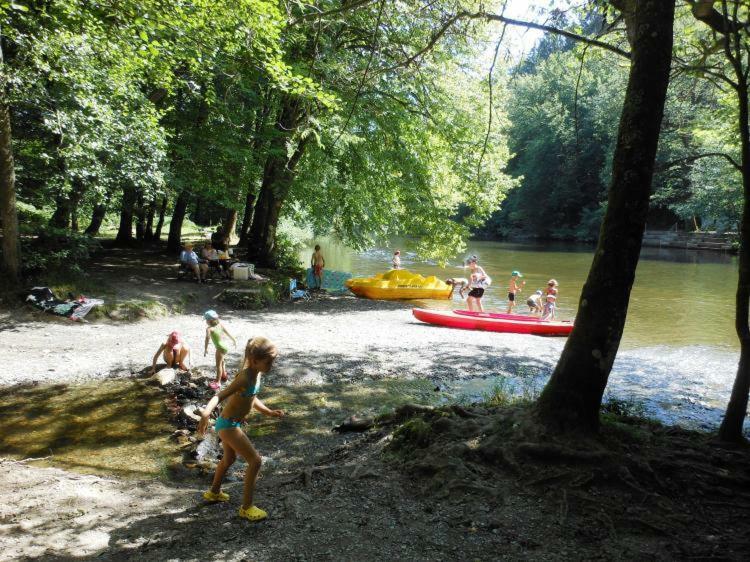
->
<box><xmin>197</xmin><ymin>337</ymin><xmax>284</xmax><ymax>522</ymax></box>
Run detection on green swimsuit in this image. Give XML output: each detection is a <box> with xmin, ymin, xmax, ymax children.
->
<box><xmin>209</xmin><ymin>325</ymin><xmax>229</xmax><ymax>354</ymax></box>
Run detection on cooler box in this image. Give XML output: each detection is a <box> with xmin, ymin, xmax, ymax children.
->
<box><xmin>231</xmin><ymin>263</ymin><xmax>254</xmax><ymax>280</ymax></box>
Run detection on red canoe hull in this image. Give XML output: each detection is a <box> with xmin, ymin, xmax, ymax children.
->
<box><xmin>412</xmin><ymin>308</ymin><xmax>574</xmax><ymax>337</ymax></box>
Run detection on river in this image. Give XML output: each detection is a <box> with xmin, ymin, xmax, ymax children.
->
<box><xmin>298</xmin><ymin>239</ymin><xmax>746</xmax><ymax>433</ymax></box>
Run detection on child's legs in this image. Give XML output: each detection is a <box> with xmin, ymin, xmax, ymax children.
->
<box><xmin>176</xmin><ymin>346</ymin><xmax>189</xmax><ymax>369</ymax></box>
<box><xmin>163</xmin><ymin>348</ymin><xmax>175</xmax><ymax>367</ymax></box>
<box><xmin>467</xmin><ymin>296</ymin><xmax>475</xmax><ymax>311</ymax></box>
<box><xmin>477</xmin><ymin>298</ymin><xmax>484</xmax><ymax>312</ymax></box>
<box><xmin>214</xmin><ymin>349</ymin><xmax>226</xmax><ymax>381</ymax></box>
<box><xmin>210</xmin><ymin>437</ymin><xmax>238</xmax><ymax>493</ymax></box>
<box><xmin>220</xmin><ymin>429</ymin><xmax>262</xmax><ymax>509</ymax></box>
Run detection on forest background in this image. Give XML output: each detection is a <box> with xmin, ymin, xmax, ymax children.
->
<box><xmin>0</xmin><ymin>0</ymin><xmax>741</xmax><ymax>282</ymax></box>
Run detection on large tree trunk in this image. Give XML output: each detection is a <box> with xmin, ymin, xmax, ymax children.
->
<box><xmin>153</xmin><ymin>196</ymin><xmax>167</xmax><ymax>242</ymax></box>
<box><xmin>85</xmin><ymin>202</ymin><xmax>107</xmax><ymax>235</ymax></box>
<box><xmin>167</xmin><ymin>190</ymin><xmax>189</xmax><ymax>253</ymax></box>
<box><xmin>0</xmin><ymin>47</ymin><xmax>19</xmax><ymax>281</ymax></box>
<box><xmin>49</xmin><ymin>193</ymin><xmax>72</xmax><ymax>229</ymax></box>
<box><xmin>223</xmin><ymin>208</ymin><xmax>238</xmax><ymax>247</ymax></box>
<box><xmin>719</xmin><ymin>36</ymin><xmax>750</xmax><ymax>442</ymax></box>
<box><xmin>536</xmin><ymin>0</ymin><xmax>675</xmax><ymax>432</ymax></box>
<box><xmin>115</xmin><ymin>184</ymin><xmax>136</xmax><ymax>245</ymax></box>
<box><xmin>247</xmin><ymin>95</ymin><xmax>307</xmax><ymax>266</ymax></box>
<box><xmin>239</xmin><ymin>187</ymin><xmax>256</xmax><ymax>245</ymax></box>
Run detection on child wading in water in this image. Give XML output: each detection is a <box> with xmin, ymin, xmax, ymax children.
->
<box><xmin>506</xmin><ymin>270</ymin><xmax>526</xmax><ymax>313</ymax></box>
<box><xmin>198</xmin><ymin>337</ymin><xmax>284</xmax><ymax>522</ymax></box>
<box><xmin>204</xmin><ymin>310</ymin><xmax>237</xmax><ymax>390</ymax></box>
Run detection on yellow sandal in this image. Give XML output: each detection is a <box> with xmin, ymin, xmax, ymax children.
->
<box><xmin>238</xmin><ymin>505</ymin><xmax>267</xmax><ymax>521</ymax></box>
<box><xmin>202</xmin><ymin>490</ymin><xmax>230</xmax><ymax>502</ymax></box>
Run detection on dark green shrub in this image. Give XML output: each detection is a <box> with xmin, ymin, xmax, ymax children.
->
<box><xmin>21</xmin><ymin>226</ymin><xmax>101</xmax><ymax>277</ymax></box>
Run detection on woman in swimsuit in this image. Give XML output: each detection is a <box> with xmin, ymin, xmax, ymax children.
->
<box><xmin>198</xmin><ymin>337</ymin><xmax>284</xmax><ymax>522</ymax></box>
<box><xmin>466</xmin><ymin>256</ymin><xmax>490</xmax><ymax>312</ymax></box>
<box><xmin>204</xmin><ymin>310</ymin><xmax>237</xmax><ymax>390</ymax></box>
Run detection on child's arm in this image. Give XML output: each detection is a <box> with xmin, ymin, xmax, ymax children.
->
<box><xmin>151</xmin><ymin>344</ymin><xmax>166</xmax><ymax>374</ymax></box>
<box><xmin>204</xmin><ymin>328</ymin><xmax>210</xmax><ymax>356</ymax></box>
<box><xmin>221</xmin><ymin>323</ymin><xmax>237</xmax><ymax>346</ymax></box>
<box><xmin>197</xmin><ymin>376</ymin><xmax>245</xmax><ymax>435</ymax></box>
<box><xmin>251</xmin><ymin>396</ymin><xmax>284</xmax><ymax>418</ymax></box>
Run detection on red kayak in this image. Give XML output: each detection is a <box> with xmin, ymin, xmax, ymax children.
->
<box><xmin>412</xmin><ymin>308</ymin><xmax>574</xmax><ymax>337</ymax></box>
<box><xmin>453</xmin><ymin>310</ymin><xmax>545</xmax><ymax>322</ymax></box>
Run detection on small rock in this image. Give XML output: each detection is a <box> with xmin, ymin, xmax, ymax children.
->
<box><xmin>150</xmin><ymin>368</ymin><xmax>176</xmax><ymax>386</ymax></box>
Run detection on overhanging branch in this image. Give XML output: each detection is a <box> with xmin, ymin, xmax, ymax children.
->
<box><xmin>659</xmin><ymin>152</ymin><xmax>742</xmax><ymax>173</ymax></box>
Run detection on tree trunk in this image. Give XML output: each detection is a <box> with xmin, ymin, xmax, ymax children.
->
<box><xmin>115</xmin><ymin>184</ymin><xmax>136</xmax><ymax>245</ymax></box>
<box><xmin>49</xmin><ymin>193</ymin><xmax>72</xmax><ymax>229</ymax></box>
<box><xmin>239</xmin><ymin>188</ymin><xmax>256</xmax><ymax>245</ymax></box>
<box><xmin>536</xmin><ymin>0</ymin><xmax>675</xmax><ymax>432</ymax></box>
<box><xmin>154</xmin><ymin>196</ymin><xmax>167</xmax><ymax>242</ymax></box>
<box><xmin>719</xmin><ymin>80</ymin><xmax>750</xmax><ymax>441</ymax></box>
<box><xmin>223</xmin><ymin>208</ymin><xmax>238</xmax><ymax>246</ymax></box>
<box><xmin>144</xmin><ymin>200</ymin><xmax>156</xmax><ymax>241</ymax></box>
<box><xmin>247</xmin><ymin>95</ymin><xmax>307</xmax><ymax>266</ymax></box>
<box><xmin>167</xmin><ymin>190</ymin><xmax>189</xmax><ymax>253</ymax></box>
<box><xmin>134</xmin><ymin>191</ymin><xmax>146</xmax><ymax>242</ymax></box>
<box><xmin>0</xmin><ymin>49</ymin><xmax>19</xmax><ymax>282</ymax></box>
<box><xmin>85</xmin><ymin>202</ymin><xmax>107</xmax><ymax>235</ymax></box>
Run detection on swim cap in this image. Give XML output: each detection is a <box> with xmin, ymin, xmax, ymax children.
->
<box><xmin>204</xmin><ymin>310</ymin><xmax>219</xmax><ymax>321</ymax></box>
<box><xmin>167</xmin><ymin>331</ymin><xmax>182</xmax><ymax>350</ymax></box>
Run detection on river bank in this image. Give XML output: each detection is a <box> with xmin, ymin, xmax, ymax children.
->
<box><xmin>0</xmin><ymin>293</ymin><xmax>743</xmax><ymax>433</ymax></box>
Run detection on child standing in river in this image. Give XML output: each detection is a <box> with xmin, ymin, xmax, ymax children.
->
<box><xmin>506</xmin><ymin>270</ymin><xmax>526</xmax><ymax>313</ymax></box>
<box><xmin>204</xmin><ymin>310</ymin><xmax>237</xmax><ymax>390</ymax></box>
<box><xmin>198</xmin><ymin>337</ymin><xmax>284</xmax><ymax>522</ymax></box>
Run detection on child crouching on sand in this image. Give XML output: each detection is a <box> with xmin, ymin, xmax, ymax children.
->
<box><xmin>198</xmin><ymin>337</ymin><xmax>284</xmax><ymax>522</ymax></box>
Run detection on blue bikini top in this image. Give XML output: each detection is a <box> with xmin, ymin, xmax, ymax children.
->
<box><xmin>241</xmin><ymin>375</ymin><xmax>261</xmax><ymax>398</ymax></box>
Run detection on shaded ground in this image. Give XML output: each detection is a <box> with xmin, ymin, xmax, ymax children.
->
<box><xmin>1</xmin><ymin>246</ymin><xmax>749</xmax><ymax>560</ymax></box>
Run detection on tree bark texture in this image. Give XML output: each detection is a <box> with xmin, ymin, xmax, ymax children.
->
<box><xmin>223</xmin><ymin>208</ymin><xmax>238</xmax><ymax>246</ymax></box>
<box><xmin>536</xmin><ymin>0</ymin><xmax>675</xmax><ymax>432</ymax></box>
<box><xmin>115</xmin><ymin>184</ymin><xmax>136</xmax><ymax>245</ymax></box>
<box><xmin>247</xmin><ymin>95</ymin><xmax>307</xmax><ymax>266</ymax></box>
<box><xmin>153</xmin><ymin>196</ymin><xmax>167</xmax><ymax>242</ymax></box>
<box><xmin>85</xmin><ymin>202</ymin><xmax>107</xmax><ymax>235</ymax></box>
<box><xmin>239</xmin><ymin>188</ymin><xmax>256</xmax><ymax>245</ymax></box>
<box><xmin>167</xmin><ymin>190</ymin><xmax>189</xmax><ymax>253</ymax></box>
<box><xmin>0</xmin><ymin>73</ymin><xmax>19</xmax><ymax>281</ymax></box>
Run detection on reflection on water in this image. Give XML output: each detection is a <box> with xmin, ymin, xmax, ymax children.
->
<box><xmin>300</xmin><ymin>238</ymin><xmax>739</xmax><ymax>349</ymax></box>
<box><xmin>0</xmin><ymin>380</ymin><xmax>175</xmax><ymax>477</ymax></box>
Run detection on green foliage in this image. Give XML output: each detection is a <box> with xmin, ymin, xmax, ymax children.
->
<box><xmin>20</xmin><ymin>226</ymin><xmax>100</xmax><ymax>276</ymax></box>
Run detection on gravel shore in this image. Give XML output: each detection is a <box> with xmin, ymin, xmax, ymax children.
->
<box><xmin>0</xmin><ymin>296</ymin><xmax>565</xmax><ymax>388</ymax></box>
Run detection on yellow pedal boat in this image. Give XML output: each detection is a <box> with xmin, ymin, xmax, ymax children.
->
<box><xmin>345</xmin><ymin>269</ymin><xmax>452</xmax><ymax>300</ymax></box>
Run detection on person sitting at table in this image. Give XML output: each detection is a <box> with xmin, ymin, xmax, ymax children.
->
<box><xmin>201</xmin><ymin>242</ymin><xmax>222</xmax><ymax>278</ymax></box>
<box><xmin>180</xmin><ymin>242</ymin><xmax>208</xmax><ymax>282</ymax></box>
